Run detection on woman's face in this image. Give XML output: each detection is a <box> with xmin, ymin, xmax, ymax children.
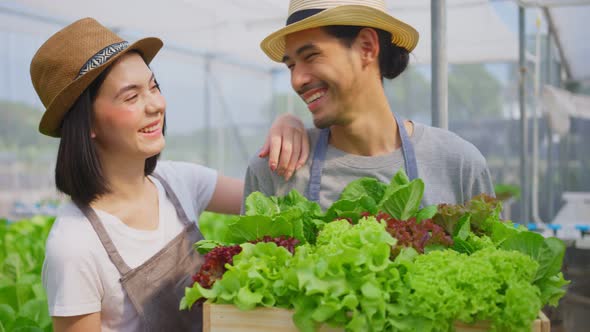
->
<box><xmin>91</xmin><ymin>52</ymin><xmax>166</xmax><ymax>161</ymax></box>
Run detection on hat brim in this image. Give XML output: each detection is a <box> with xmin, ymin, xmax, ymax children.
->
<box><xmin>39</xmin><ymin>37</ymin><xmax>163</xmax><ymax>137</ymax></box>
<box><xmin>261</xmin><ymin>5</ymin><xmax>419</xmax><ymax>62</ymax></box>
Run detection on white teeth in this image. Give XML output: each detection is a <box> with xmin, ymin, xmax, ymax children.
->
<box><xmin>305</xmin><ymin>91</ymin><xmax>326</xmax><ymax>104</ymax></box>
<box><xmin>139</xmin><ymin>124</ymin><xmax>159</xmax><ymax>133</ymax></box>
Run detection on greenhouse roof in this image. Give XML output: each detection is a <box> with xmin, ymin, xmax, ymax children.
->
<box><xmin>3</xmin><ymin>0</ymin><xmax>518</xmax><ymax>69</ymax></box>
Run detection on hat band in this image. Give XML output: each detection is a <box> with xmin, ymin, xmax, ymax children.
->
<box><xmin>76</xmin><ymin>41</ymin><xmax>130</xmax><ymax>79</ymax></box>
<box><xmin>286</xmin><ymin>8</ymin><xmax>325</xmax><ymax>25</ymax></box>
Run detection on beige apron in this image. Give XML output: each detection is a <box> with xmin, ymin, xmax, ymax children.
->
<box><xmin>76</xmin><ymin>173</ymin><xmax>204</xmax><ymax>331</ymax></box>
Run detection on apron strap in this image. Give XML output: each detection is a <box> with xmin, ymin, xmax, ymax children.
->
<box><xmin>76</xmin><ymin>202</ymin><xmax>132</xmax><ymax>275</ymax></box>
<box><xmin>307</xmin><ymin>128</ymin><xmax>330</xmax><ymax>203</ymax></box>
<box><xmin>151</xmin><ymin>173</ymin><xmax>193</xmax><ymax>226</ymax></box>
<box><xmin>393</xmin><ymin>113</ymin><xmax>419</xmax><ymax>181</ymax></box>
<box><xmin>306</xmin><ymin>115</ymin><xmax>419</xmax><ymax>204</ymax></box>
<box><xmin>76</xmin><ymin>172</ymin><xmax>194</xmax><ymax>276</ymax></box>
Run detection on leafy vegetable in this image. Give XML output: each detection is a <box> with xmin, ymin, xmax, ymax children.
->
<box><xmin>185</xmin><ymin>169</ymin><xmax>569</xmax><ymax>331</ymax></box>
<box><xmin>0</xmin><ymin>216</ymin><xmax>54</xmax><ymax>332</ymax></box>
<box><xmin>395</xmin><ymin>248</ymin><xmax>542</xmax><ymax>332</ymax></box>
<box><xmin>205</xmin><ymin>190</ymin><xmax>324</xmax><ymax>246</ymax></box>
<box><xmin>339</xmin><ymin>177</ymin><xmax>387</xmax><ymax>205</ymax></box>
<box><xmin>415</xmin><ymin>205</ymin><xmax>437</xmax><ymax>224</ymax></box>
<box><xmin>379</xmin><ymin>180</ymin><xmax>424</xmax><ymax>221</ymax></box>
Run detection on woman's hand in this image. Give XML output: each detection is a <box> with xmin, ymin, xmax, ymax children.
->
<box><xmin>260</xmin><ymin>113</ymin><xmax>309</xmax><ymax>181</ymax></box>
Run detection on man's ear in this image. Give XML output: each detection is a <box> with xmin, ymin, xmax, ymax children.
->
<box><xmin>355</xmin><ymin>27</ymin><xmax>380</xmax><ymax>66</ymax></box>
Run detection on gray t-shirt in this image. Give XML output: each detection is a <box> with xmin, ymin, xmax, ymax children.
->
<box><xmin>243</xmin><ymin>122</ymin><xmax>494</xmax><ymax>211</ymax></box>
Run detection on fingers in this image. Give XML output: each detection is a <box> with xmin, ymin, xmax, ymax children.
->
<box><xmin>276</xmin><ymin>129</ymin><xmax>294</xmax><ymax>178</ymax></box>
<box><xmin>296</xmin><ymin>129</ymin><xmax>310</xmax><ymax>171</ymax></box>
<box><xmin>283</xmin><ymin>129</ymin><xmax>302</xmax><ymax>181</ymax></box>
<box><xmin>267</xmin><ymin>132</ymin><xmax>283</xmax><ymax>172</ymax></box>
<box><xmin>264</xmin><ymin>113</ymin><xmax>309</xmax><ymax>179</ymax></box>
<box><xmin>284</xmin><ymin>150</ymin><xmax>301</xmax><ymax>181</ymax></box>
<box><xmin>259</xmin><ymin>136</ymin><xmax>270</xmax><ymax>158</ymax></box>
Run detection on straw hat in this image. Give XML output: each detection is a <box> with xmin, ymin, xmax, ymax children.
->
<box><xmin>261</xmin><ymin>0</ymin><xmax>419</xmax><ymax>62</ymax></box>
<box><xmin>31</xmin><ymin>17</ymin><xmax>163</xmax><ymax>137</ymax></box>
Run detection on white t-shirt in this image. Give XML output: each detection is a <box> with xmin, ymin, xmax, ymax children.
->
<box><xmin>42</xmin><ymin>161</ymin><xmax>217</xmax><ymax>332</ymax></box>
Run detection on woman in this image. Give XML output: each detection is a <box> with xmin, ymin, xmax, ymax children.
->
<box><xmin>31</xmin><ymin>18</ymin><xmax>307</xmax><ymax>332</ymax></box>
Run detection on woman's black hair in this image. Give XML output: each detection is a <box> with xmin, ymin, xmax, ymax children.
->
<box><xmin>322</xmin><ymin>26</ymin><xmax>409</xmax><ymax>81</ymax></box>
<box><xmin>55</xmin><ymin>53</ymin><xmax>164</xmax><ymax>206</ymax></box>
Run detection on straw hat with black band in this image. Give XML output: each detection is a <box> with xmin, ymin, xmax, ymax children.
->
<box><xmin>261</xmin><ymin>0</ymin><xmax>419</xmax><ymax>62</ymax></box>
<box><xmin>30</xmin><ymin>17</ymin><xmax>163</xmax><ymax>137</ymax></box>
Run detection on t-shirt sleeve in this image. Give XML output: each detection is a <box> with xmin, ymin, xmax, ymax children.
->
<box><xmin>155</xmin><ymin>161</ymin><xmax>218</xmax><ymax>219</ymax></box>
<box><xmin>42</xmin><ymin>223</ymin><xmax>102</xmax><ymax>317</ymax></box>
<box><xmin>187</xmin><ymin>164</ymin><xmax>218</xmax><ymax>215</ymax></box>
<box><xmin>242</xmin><ymin>155</ymin><xmax>275</xmax><ymax>214</ymax></box>
<box><xmin>465</xmin><ymin>161</ymin><xmax>496</xmax><ymax>200</ymax></box>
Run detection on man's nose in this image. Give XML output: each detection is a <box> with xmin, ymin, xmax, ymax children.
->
<box><xmin>291</xmin><ymin>65</ymin><xmax>312</xmax><ymax>93</ymax></box>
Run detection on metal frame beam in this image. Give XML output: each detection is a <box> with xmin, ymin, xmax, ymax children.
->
<box><xmin>431</xmin><ymin>0</ymin><xmax>448</xmax><ymax>129</ymax></box>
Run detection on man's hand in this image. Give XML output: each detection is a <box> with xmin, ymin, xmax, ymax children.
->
<box><xmin>260</xmin><ymin>113</ymin><xmax>309</xmax><ymax>181</ymax></box>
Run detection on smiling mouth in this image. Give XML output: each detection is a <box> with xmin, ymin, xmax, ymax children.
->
<box><xmin>304</xmin><ymin>90</ymin><xmax>327</xmax><ymax>104</ymax></box>
<box><xmin>139</xmin><ymin>122</ymin><xmax>160</xmax><ymax>134</ymax></box>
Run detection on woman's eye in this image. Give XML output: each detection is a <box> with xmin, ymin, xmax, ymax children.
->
<box><xmin>151</xmin><ymin>83</ymin><xmax>160</xmax><ymax>91</ymax></box>
<box><xmin>125</xmin><ymin>94</ymin><xmax>138</xmax><ymax>102</ymax></box>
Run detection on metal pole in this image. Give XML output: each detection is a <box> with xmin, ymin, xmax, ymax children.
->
<box><xmin>531</xmin><ymin>10</ymin><xmax>543</xmax><ymax>225</ymax></box>
<box><xmin>431</xmin><ymin>0</ymin><xmax>448</xmax><ymax>129</ymax></box>
<box><xmin>270</xmin><ymin>68</ymin><xmax>280</xmax><ymax>128</ymax></box>
<box><xmin>545</xmin><ymin>30</ymin><xmax>555</xmax><ymax>221</ymax></box>
<box><xmin>204</xmin><ymin>58</ymin><xmax>211</xmax><ymax>166</ymax></box>
<box><xmin>6</xmin><ymin>31</ymin><xmax>11</xmax><ymax>100</ymax></box>
<box><xmin>518</xmin><ymin>6</ymin><xmax>529</xmax><ymax>223</ymax></box>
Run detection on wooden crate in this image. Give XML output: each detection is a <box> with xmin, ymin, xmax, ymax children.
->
<box><xmin>203</xmin><ymin>303</ymin><xmax>550</xmax><ymax>332</ymax></box>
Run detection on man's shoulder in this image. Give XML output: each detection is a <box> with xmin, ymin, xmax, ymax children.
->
<box><xmin>417</xmin><ymin>123</ymin><xmax>487</xmax><ymax>169</ymax></box>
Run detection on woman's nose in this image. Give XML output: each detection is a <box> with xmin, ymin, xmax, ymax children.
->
<box><xmin>146</xmin><ymin>92</ymin><xmax>165</xmax><ymax>115</ymax></box>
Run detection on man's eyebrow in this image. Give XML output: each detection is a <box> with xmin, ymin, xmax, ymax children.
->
<box><xmin>114</xmin><ymin>73</ymin><xmax>155</xmax><ymax>99</ymax></box>
<box><xmin>282</xmin><ymin>43</ymin><xmax>318</xmax><ymax>63</ymax></box>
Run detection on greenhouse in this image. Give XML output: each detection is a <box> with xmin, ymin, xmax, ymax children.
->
<box><xmin>1</xmin><ymin>0</ymin><xmax>589</xmax><ymax>331</ymax></box>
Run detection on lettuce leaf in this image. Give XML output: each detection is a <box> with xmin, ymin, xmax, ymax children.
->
<box><xmin>339</xmin><ymin>177</ymin><xmax>387</xmax><ymax>203</ymax></box>
<box><xmin>415</xmin><ymin>205</ymin><xmax>438</xmax><ymax>224</ymax></box>
<box><xmin>378</xmin><ymin>172</ymin><xmax>424</xmax><ymax>221</ymax></box>
<box><xmin>213</xmin><ymin>190</ymin><xmax>324</xmax><ymax>245</ymax></box>
<box><xmin>244</xmin><ymin>192</ymin><xmax>280</xmax><ymax>216</ymax></box>
<box><xmin>322</xmin><ymin>195</ymin><xmax>377</xmax><ymax>223</ymax></box>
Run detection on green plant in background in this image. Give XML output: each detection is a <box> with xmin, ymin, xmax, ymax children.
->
<box><xmin>198</xmin><ymin>212</ymin><xmax>239</xmax><ymax>242</ymax></box>
<box><xmin>0</xmin><ymin>216</ymin><xmax>54</xmax><ymax>332</ymax></box>
<box><xmin>494</xmin><ymin>183</ymin><xmax>521</xmax><ymax>202</ymax></box>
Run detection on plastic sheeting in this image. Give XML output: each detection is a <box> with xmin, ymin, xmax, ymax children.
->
<box><xmin>5</xmin><ymin>0</ymin><xmax>518</xmax><ymax>68</ymax></box>
<box><xmin>520</xmin><ymin>0</ymin><xmax>590</xmax><ymax>82</ymax></box>
<box><xmin>542</xmin><ymin>85</ymin><xmax>590</xmax><ymax>135</ymax></box>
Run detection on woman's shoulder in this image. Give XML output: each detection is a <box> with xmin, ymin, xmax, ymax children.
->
<box><xmin>152</xmin><ymin>160</ymin><xmax>218</xmax><ymax>214</ymax></box>
<box><xmin>45</xmin><ymin>202</ymin><xmax>103</xmax><ymax>260</ymax></box>
<box><xmin>154</xmin><ymin>160</ymin><xmax>217</xmax><ymax>184</ymax></box>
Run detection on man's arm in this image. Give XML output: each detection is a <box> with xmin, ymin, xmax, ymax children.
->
<box><xmin>241</xmin><ymin>158</ymin><xmax>276</xmax><ymax>214</ymax></box>
<box><xmin>468</xmin><ymin>165</ymin><xmax>495</xmax><ymax>200</ymax></box>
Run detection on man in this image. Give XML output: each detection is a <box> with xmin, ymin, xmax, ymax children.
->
<box><xmin>244</xmin><ymin>0</ymin><xmax>494</xmax><ymax>210</ymax></box>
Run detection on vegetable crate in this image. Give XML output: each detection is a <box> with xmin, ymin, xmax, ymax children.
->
<box><xmin>203</xmin><ymin>303</ymin><xmax>550</xmax><ymax>332</ymax></box>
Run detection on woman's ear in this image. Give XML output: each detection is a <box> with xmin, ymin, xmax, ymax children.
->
<box><xmin>355</xmin><ymin>27</ymin><xmax>380</xmax><ymax>66</ymax></box>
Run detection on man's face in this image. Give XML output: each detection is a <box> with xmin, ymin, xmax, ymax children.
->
<box><xmin>283</xmin><ymin>28</ymin><xmax>363</xmax><ymax>129</ymax></box>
